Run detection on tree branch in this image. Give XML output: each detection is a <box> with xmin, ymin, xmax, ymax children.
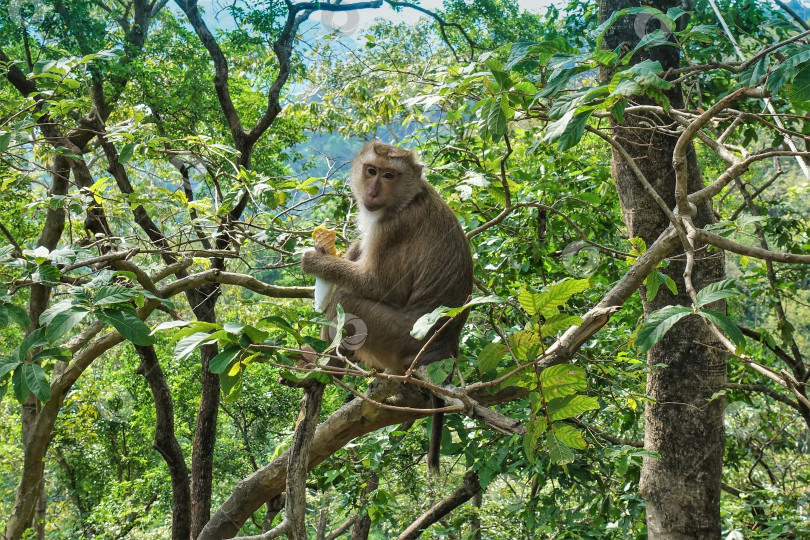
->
<box><xmin>135</xmin><ymin>345</ymin><xmax>191</xmax><ymax>540</ymax></box>
<box><xmin>726</xmin><ymin>382</ymin><xmax>800</xmax><ymax>411</ymax></box>
<box><xmin>395</xmin><ymin>471</ymin><xmax>481</xmax><ymax>540</ymax></box>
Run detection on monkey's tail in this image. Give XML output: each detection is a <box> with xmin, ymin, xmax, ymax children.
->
<box><xmin>428</xmin><ymin>394</ymin><xmax>443</xmax><ymax>474</ymax></box>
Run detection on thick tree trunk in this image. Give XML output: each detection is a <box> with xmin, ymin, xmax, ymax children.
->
<box><xmin>188</xmin><ymin>290</ymin><xmax>222</xmax><ymax>539</ymax></box>
<box><xmin>599</xmin><ymin>0</ymin><xmax>727</xmax><ymax>537</ymax></box>
<box><xmin>136</xmin><ymin>345</ymin><xmax>192</xmax><ymax>540</ymax></box>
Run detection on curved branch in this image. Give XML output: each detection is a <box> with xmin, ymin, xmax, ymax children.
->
<box><xmin>396</xmin><ymin>471</ymin><xmax>481</xmax><ymax>540</ymax></box>
<box><xmin>174</xmin><ymin>0</ymin><xmax>246</xmax><ymax>145</ymax></box>
<box><xmin>386</xmin><ymin>1</ymin><xmax>478</xmax><ymax>61</ymax></box>
<box><xmin>726</xmin><ymin>382</ymin><xmax>800</xmax><ymax>411</ymax></box>
<box><xmin>693</xmin><ymin>229</ymin><xmax>810</xmax><ymax>265</ymax></box>
<box><xmin>159</xmin><ymin>269</ymin><xmax>313</xmax><ymax>299</ymax></box>
<box><xmin>774</xmin><ymin>0</ymin><xmax>810</xmax><ymax>30</ymax></box>
<box><xmin>673</xmin><ymin>88</ymin><xmax>768</xmax><ymax>213</ymax></box>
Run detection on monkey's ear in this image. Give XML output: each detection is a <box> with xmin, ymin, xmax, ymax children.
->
<box><xmin>414</xmin><ymin>164</ymin><xmax>424</xmax><ymax>178</ymax></box>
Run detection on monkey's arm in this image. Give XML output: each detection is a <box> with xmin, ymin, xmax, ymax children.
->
<box><xmin>302</xmin><ymin>250</ymin><xmax>376</xmax><ymax>295</ymax></box>
<box><xmin>345</xmin><ymin>242</ymin><xmax>362</xmax><ymax>261</ymax></box>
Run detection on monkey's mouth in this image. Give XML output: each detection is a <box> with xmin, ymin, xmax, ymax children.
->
<box><xmin>363</xmin><ymin>199</ymin><xmax>384</xmax><ymax>212</ymax></box>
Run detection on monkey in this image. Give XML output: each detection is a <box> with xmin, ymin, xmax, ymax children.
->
<box><xmin>301</xmin><ymin>141</ymin><xmax>474</xmax><ymax>472</ymax></box>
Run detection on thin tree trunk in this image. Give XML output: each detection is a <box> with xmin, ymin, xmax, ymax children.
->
<box><xmin>598</xmin><ymin>1</ymin><xmax>726</xmax><ymax>537</ymax></box>
<box><xmin>470</xmin><ymin>490</ymin><xmax>482</xmax><ymax>540</ymax></box>
<box><xmin>350</xmin><ymin>472</ymin><xmax>379</xmax><ymax>540</ymax></box>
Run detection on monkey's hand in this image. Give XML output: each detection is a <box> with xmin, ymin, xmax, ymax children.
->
<box><xmin>301</xmin><ymin>246</ymin><xmax>330</xmax><ymax>276</ymax></box>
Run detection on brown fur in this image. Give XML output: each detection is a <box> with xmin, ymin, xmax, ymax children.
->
<box><xmin>301</xmin><ymin>141</ymin><xmax>474</xmax><ymax>372</ymax></box>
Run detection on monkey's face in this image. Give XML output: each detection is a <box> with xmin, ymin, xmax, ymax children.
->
<box><xmin>350</xmin><ymin>142</ymin><xmax>425</xmax><ymax>215</ymax></box>
<box><xmin>356</xmin><ymin>161</ymin><xmax>403</xmax><ymax>212</ymax></box>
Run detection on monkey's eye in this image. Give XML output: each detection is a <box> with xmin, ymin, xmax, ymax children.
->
<box><xmin>382</xmin><ymin>172</ymin><xmax>396</xmax><ymax>181</ymax></box>
<box><xmin>366</xmin><ymin>166</ymin><xmax>378</xmax><ymax>176</ymax></box>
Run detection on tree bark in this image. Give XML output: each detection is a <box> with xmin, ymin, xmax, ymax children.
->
<box><xmin>136</xmin><ymin>345</ymin><xmax>192</xmax><ymax>540</ymax></box>
<box><xmin>189</xmin><ymin>291</ymin><xmax>221</xmax><ymax>539</ymax></box>
<box><xmin>598</xmin><ymin>1</ymin><xmax>726</xmax><ymax>537</ymax></box>
<box><xmin>350</xmin><ymin>471</ymin><xmax>379</xmax><ymax>540</ymax></box>
<box><xmin>395</xmin><ymin>471</ymin><xmax>480</xmax><ymax>540</ymax></box>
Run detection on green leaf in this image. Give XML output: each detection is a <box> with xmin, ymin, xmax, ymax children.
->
<box><xmin>33</xmin><ymin>264</ymin><xmax>60</xmax><ymax>283</ymax></box>
<box><xmin>610</xmin><ymin>98</ymin><xmax>626</xmax><ymax>123</ymax></box>
<box><xmin>518</xmin><ymin>290</ymin><xmax>543</xmax><ymax>316</ymax></box>
<box><xmin>509</xmin><ymin>329</ymin><xmax>541</xmax><ymax>362</ymax></box>
<box><xmin>220</xmin><ymin>369</ymin><xmax>243</xmax><ymax>401</ymax></box>
<box><xmin>522</xmin><ymin>279</ymin><xmax>590</xmax><ymax>318</ymax></box>
<box><xmin>150</xmin><ymin>320</ymin><xmax>190</xmax><ymax>335</ymax></box>
<box><xmin>23</xmin><ymin>363</ymin><xmax>50</xmax><ymax>402</ymax></box>
<box><xmin>788</xmin><ymin>64</ymin><xmax>810</xmax><ymax>102</ymax></box>
<box><xmin>698</xmin><ymin>309</ymin><xmax>745</xmax><ymax>347</ymax></box>
<box><xmin>645</xmin><ymin>270</ymin><xmax>668</xmax><ymax>301</ymax></box>
<box><xmin>12</xmin><ymin>367</ymin><xmax>29</xmax><ymax>403</ymax></box>
<box><xmin>210</xmin><ymin>345</ymin><xmax>241</xmax><ymax>374</ymax></box>
<box><xmin>746</xmin><ymin>56</ymin><xmax>770</xmax><ymax>87</ymax></box>
<box><xmin>118</xmin><ymin>143</ymin><xmax>136</xmax><ymax>164</ymax></box>
<box><xmin>694</xmin><ymin>280</ymin><xmax>738</xmax><ymax>309</ymax></box>
<box><xmin>547</xmin><ymin>395</ymin><xmax>599</xmax><ymax>420</ymax></box>
<box><xmin>426</xmin><ymin>358</ymin><xmax>454</xmax><ymax>384</ymax></box>
<box><xmin>767</xmin><ymin>45</ymin><xmax>810</xmax><ymax>95</ymax></box>
<box><xmin>30</xmin><ymin>347</ymin><xmax>71</xmax><ymax>363</ymax></box>
<box><xmin>487</xmin><ymin>62</ymin><xmax>513</xmax><ymax>91</ymax></box>
<box><xmin>553</xmin><ymin>423</ymin><xmax>587</xmax><ymax>450</ymax></box>
<box><xmin>664</xmin><ymin>275</ymin><xmax>678</xmax><ymax>296</ymax></box>
<box><xmin>16</xmin><ymin>328</ymin><xmax>47</xmax><ymax>362</ymax></box>
<box><xmin>547</xmin><ymin>430</ymin><xmax>575</xmax><ymax>464</ymax></box>
<box><xmin>522</xmin><ymin>417</ymin><xmax>548</xmax><ymax>465</ymax></box>
<box><xmin>539</xmin><ymin>63</ymin><xmax>588</xmax><ymax>98</ymax></box>
<box><xmin>4</xmin><ymin>303</ymin><xmax>31</xmax><ymax>330</ymax></box>
<box><xmin>410</xmin><ymin>306</ymin><xmax>450</xmax><ymax>339</ymax></box>
<box><xmin>173</xmin><ymin>331</ymin><xmax>221</xmax><ymax>361</ymax></box>
<box><xmin>543</xmin><ymin>110</ymin><xmax>592</xmax><ymax>151</ymax></box>
<box><xmin>447</xmin><ymin>295</ymin><xmax>505</xmax><ymax>315</ymax></box>
<box><xmin>477</xmin><ymin>343</ymin><xmax>508</xmax><ymax>374</ymax></box>
<box><xmin>241</xmin><ymin>324</ymin><xmax>269</xmax><ymax>344</ymax></box>
<box><xmin>540</xmin><ymin>314</ymin><xmax>583</xmax><ymax>338</ymax></box>
<box><xmin>539</xmin><ymin>364</ymin><xmax>587</xmax><ymax>400</ymax></box>
<box><xmin>96</xmin><ymin>309</ymin><xmax>155</xmax><ymax>346</ymax></box>
<box><xmin>483</xmin><ymin>97</ymin><xmax>508</xmax><ymax>141</ymax></box>
<box><xmin>505</xmin><ymin>39</ymin><xmax>575</xmax><ymax>71</ymax></box>
<box><xmin>0</xmin><ymin>357</ymin><xmax>20</xmax><ymax>378</ymax></box>
<box><xmin>48</xmin><ymin>249</ymin><xmax>76</xmax><ymax>265</ymax></box>
<box><xmin>636</xmin><ymin>305</ymin><xmax>693</xmax><ymax>353</ymax></box>
<box><xmin>93</xmin><ymin>285</ymin><xmax>140</xmax><ymax>305</ymax></box>
<box><xmin>258</xmin><ymin>316</ymin><xmax>303</xmax><ymax>341</ymax></box>
<box><xmin>0</xmin><ymin>132</ymin><xmax>11</xmax><ymax>152</ymax></box>
<box><xmin>45</xmin><ymin>307</ymin><xmax>89</xmax><ymax>342</ymax></box>
<box><xmin>223</xmin><ymin>322</ymin><xmax>244</xmax><ymax>334</ymax></box>
<box><xmin>39</xmin><ymin>300</ymin><xmax>75</xmax><ymax>325</ymax></box>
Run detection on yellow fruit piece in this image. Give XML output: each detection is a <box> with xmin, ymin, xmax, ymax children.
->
<box><xmin>312</xmin><ymin>223</ymin><xmax>337</xmax><ymax>256</ymax></box>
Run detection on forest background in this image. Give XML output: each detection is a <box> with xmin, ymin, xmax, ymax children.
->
<box><xmin>1</xmin><ymin>0</ymin><xmax>810</xmax><ymax>538</ymax></box>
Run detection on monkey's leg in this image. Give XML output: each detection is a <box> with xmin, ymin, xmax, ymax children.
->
<box><xmin>336</xmin><ymin>296</ymin><xmax>453</xmax><ymax>472</ymax></box>
<box><xmin>335</xmin><ymin>296</ymin><xmax>419</xmax><ymax>347</ymax></box>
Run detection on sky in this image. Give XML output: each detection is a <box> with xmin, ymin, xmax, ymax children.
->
<box><xmin>195</xmin><ymin>0</ymin><xmax>556</xmax><ymax>34</ymax></box>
